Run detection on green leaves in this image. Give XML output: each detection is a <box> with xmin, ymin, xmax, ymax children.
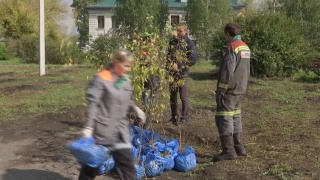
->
<box><xmin>186</xmin><ymin>0</ymin><xmax>232</xmax><ymax>59</ymax></box>
<box><xmin>0</xmin><ymin>43</ymin><xmax>8</xmax><ymax>60</ymax></box>
<box><xmin>114</xmin><ymin>0</ymin><xmax>168</xmax><ymax>36</ymax></box>
<box><xmin>0</xmin><ymin>0</ymin><xmax>67</xmax><ymax>39</ymax></box>
<box><xmin>236</xmin><ymin>12</ymin><xmax>313</xmax><ymax>77</ymax></box>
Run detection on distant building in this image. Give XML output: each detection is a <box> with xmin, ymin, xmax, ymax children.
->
<box><xmin>87</xmin><ymin>0</ymin><xmax>245</xmax><ymax>41</ymax></box>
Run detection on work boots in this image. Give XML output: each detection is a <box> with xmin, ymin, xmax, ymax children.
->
<box><xmin>212</xmin><ymin>135</ymin><xmax>238</xmax><ymax>162</ymax></box>
<box><xmin>233</xmin><ymin>133</ymin><xmax>247</xmax><ymax>156</ymax></box>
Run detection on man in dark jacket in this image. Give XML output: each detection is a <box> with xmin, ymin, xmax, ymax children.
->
<box><xmin>213</xmin><ymin>23</ymin><xmax>250</xmax><ymax>162</ymax></box>
<box><xmin>166</xmin><ymin>23</ymin><xmax>198</xmax><ymax>125</ymax></box>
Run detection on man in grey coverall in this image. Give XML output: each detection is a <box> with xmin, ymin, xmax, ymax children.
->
<box><xmin>213</xmin><ymin>23</ymin><xmax>251</xmax><ymax>162</ymax></box>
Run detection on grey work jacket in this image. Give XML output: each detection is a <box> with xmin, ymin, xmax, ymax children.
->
<box><xmin>84</xmin><ymin>67</ymin><xmax>135</xmax><ymax>150</ymax></box>
<box><xmin>217</xmin><ymin>39</ymin><xmax>251</xmax><ymax>95</ymax></box>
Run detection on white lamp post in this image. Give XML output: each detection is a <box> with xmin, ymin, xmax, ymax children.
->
<box><xmin>39</xmin><ymin>0</ymin><xmax>45</xmax><ymax>76</ymax></box>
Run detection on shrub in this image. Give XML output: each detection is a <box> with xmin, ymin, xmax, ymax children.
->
<box><xmin>293</xmin><ymin>70</ymin><xmax>320</xmax><ymax>82</ymax></box>
<box><xmin>211</xmin><ymin>12</ymin><xmax>314</xmax><ymax>77</ymax></box>
<box><xmin>236</xmin><ymin>12</ymin><xmax>313</xmax><ymax>77</ymax></box>
<box><xmin>45</xmin><ymin>38</ymin><xmax>65</xmax><ymax>64</ymax></box>
<box><xmin>16</xmin><ymin>35</ymin><xmax>71</xmax><ymax>64</ymax></box>
<box><xmin>0</xmin><ymin>43</ymin><xmax>8</xmax><ymax>60</ymax></box>
<box><xmin>85</xmin><ymin>34</ymin><xmax>124</xmax><ymax>68</ymax></box>
<box><xmin>16</xmin><ymin>35</ymin><xmax>38</xmax><ymax>63</ymax></box>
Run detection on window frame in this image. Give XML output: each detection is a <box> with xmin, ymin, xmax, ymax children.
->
<box><xmin>97</xmin><ymin>16</ymin><xmax>105</xmax><ymax>29</ymax></box>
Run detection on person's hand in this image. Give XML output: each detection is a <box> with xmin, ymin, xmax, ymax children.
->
<box><xmin>133</xmin><ymin>106</ymin><xmax>146</xmax><ymax>125</ymax></box>
<box><xmin>215</xmin><ymin>87</ymin><xmax>227</xmax><ymax>97</ymax></box>
<box><xmin>81</xmin><ymin>127</ymin><xmax>93</xmax><ymax>138</ymax></box>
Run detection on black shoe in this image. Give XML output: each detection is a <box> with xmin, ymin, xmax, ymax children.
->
<box><xmin>233</xmin><ymin>133</ymin><xmax>247</xmax><ymax>156</ymax></box>
<box><xmin>212</xmin><ymin>135</ymin><xmax>238</xmax><ymax>162</ymax></box>
<box><xmin>212</xmin><ymin>151</ymin><xmax>238</xmax><ymax>162</ymax></box>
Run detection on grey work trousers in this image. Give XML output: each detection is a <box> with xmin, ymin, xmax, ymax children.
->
<box><xmin>169</xmin><ymin>78</ymin><xmax>189</xmax><ymax>120</ymax></box>
<box><xmin>215</xmin><ymin>93</ymin><xmax>243</xmax><ymax>136</ymax></box>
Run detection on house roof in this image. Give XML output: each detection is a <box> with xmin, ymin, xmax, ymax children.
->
<box><xmin>231</xmin><ymin>3</ymin><xmax>245</xmax><ymax>9</ymax></box>
<box><xmin>87</xmin><ymin>0</ymin><xmax>245</xmax><ymax>9</ymax></box>
<box><xmin>87</xmin><ymin>0</ymin><xmax>116</xmax><ymax>8</ymax></box>
<box><xmin>87</xmin><ymin>0</ymin><xmax>187</xmax><ymax>8</ymax></box>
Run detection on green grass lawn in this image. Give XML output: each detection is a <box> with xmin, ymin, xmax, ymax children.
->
<box><xmin>0</xmin><ymin>64</ymin><xmax>97</xmax><ymax>121</ymax></box>
<box><xmin>0</xmin><ymin>60</ymin><xmax>320</xmax><ymax>179</ymax></box>
<box><xmin>0</xmin><ymin>57</ymin><xmax>22</xmax><ymax>65</ymax></box>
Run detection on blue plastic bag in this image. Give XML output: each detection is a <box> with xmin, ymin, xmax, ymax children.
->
<box><xmin>174</xmin><ymin>146</ymin><xmax>197</xmax><ymax>172</ymax></box>
<box><xmin>135</xmin><ymin>164</ymin><xmax>145</xmax><ymax>180</ymax></box>
<box><xmin>138</xmin><ymin>130</ymin><xmax>164</xmax><ymax>145</ymax></box>
<box><xmin>141</xmin><ymin>145</ymin><xmax>152</xmax><ymax>155</ymax></box>
<box><xmin>69</xmin><ymin>137</ymin><xmax>107</xmax><ymax>167</ymax></box>
<box><xmin>166</xmin><ymin>139</ymin><xmax>179</xmax><ymax>152</ymax></box>
<box><xmin>132</xmin><ymin>135</ymin><xmax>141</xmax><ymax>149</ymax></box>
<box><xmin>132</xmin><ymin>126</ymin><xmax>141</xmax><ymax>135</ymax></box>
<box><xmin>154</xmin><ymin>142</ymin><xmax>166</xmax><ymax>153</ymax></box>
<box><xmin>160</xmin><ymin>147</ymin><xmax>177</xmax><ymax>171</ymax></box>
<box><xmin>98</xmin><ymin>156</ymin><xmax>115</xmax><ymax>175</ymax></box>
<box><xmin>144</xmin><ymin>152</ymin><xmax>165</xmax><ymax>177</ymax></box>
<box><xmin>132</xmin><ymin>146</ymin><xmax>139</xmax><ymax>160</ymax></box>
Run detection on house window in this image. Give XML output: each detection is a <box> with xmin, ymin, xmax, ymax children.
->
<box><xmin>111</xmin><ymin>16</ymin><xmax>119</xmax><ymax>29</ymax></box>
<box><xmin>97</xmin><ymin>16</ymin><xmax>105</xmax><ymax>29</ymax></box>
<box><xmin>171</xmin><ymin>15</ymin><xmax>179</xmax><ymax>26</ymax></box>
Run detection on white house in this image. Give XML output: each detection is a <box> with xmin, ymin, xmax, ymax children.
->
<box><xmin>87</xmin><ymin>0</ymin><xmax>245</xmax><ymax>41</ymax></box>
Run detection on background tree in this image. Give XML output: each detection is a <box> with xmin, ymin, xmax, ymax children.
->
<box><xmin>72</xmin><ymin>0</ymin><xmax>98</xmax><ymax>47</ymax></box>
<box><xmin>114</xmin><ymin>0</ymin><xmax>169</xmax><ymax>36</ymax></box>
<box><xmin>0</xmin><ymin>0</ymin><xmax>81</xmax><ymax>64</ymax></box>
<box><xmin>280</xmin><ymin>0</ymin><xmax>320</xmax><ymax>57</ymax></box>
<box><xmin>236</xmin><ymin>12</ymin><xmax>313</xmax><ymax>77</ymax></box>
<box><xmin>186</xmin><ymin>0</ymin><xmax>232</xmax><ymax>60</ymax></box>
<box><xmin>0</xmin><ymin>0</ymin><xmax>67</xmax><ymax>39</ymax></box>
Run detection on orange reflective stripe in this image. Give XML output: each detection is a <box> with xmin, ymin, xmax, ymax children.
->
<box><xmin>97</xmin><ymin>70</ymin><xmax>114</xmax><ymax>81</ymax></box>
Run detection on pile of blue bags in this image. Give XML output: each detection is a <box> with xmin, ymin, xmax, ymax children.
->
<box><xmin>69</xmin><ymin>126</ymin><xmax>197</xmax><ymax>179</ymax></box>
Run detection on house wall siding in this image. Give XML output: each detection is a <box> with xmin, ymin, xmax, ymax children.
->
<box><xmin>88</xmin><ymin>7</ymin><xmax>187</xmax><ymax>42</ymax></box>
<box><xmin>88</xmin><ymin>9</ymin><xmax>114</xmax><ymax>42</ymax></box>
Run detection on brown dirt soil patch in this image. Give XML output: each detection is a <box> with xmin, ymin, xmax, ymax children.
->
<box><xmin>0</xmin><ymin>107</ymin><xmax>187</xmax><ymax>180</ymax></box>
<box><xmin>1</xmin><ymin>85</ymin><xmax>38</xmax><ymax>94</ymax></box>
<box><xmin>50</xmin><ymin>80</ymin><xmax>72</xmax><ymax>85</ymax></box>
<box><xmin>0</xmin><ymin>78</ymin><xmax>15</xmax><ymax>84</ymax></box>
<box><xmin>0</xmin><ymin>72</ymin><xmax>14</xmax><ymax>77</ymax></box>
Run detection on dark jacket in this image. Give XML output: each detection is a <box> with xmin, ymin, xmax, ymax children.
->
<box><xmin>166</xmin><ymin>35</ymin><xmax>198</xmax><ymax>77</ymax></box>
<box><xmin>217</xmin><ymin>39</ymin><xmax>251</xmax><ymax>95</ymax></box>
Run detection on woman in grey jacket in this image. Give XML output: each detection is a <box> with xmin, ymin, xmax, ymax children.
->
<box><xmin>78</xmin><ymin>50</ymin><xmax>146</xmax><ymax>180</ymax></box>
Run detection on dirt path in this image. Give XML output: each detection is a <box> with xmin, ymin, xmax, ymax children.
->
<box><xmin>0</xmin><ymin>109</ymin><xmax>185</xmax><ymax>180</ymax></box>
<box><xmin>0</xmin><ymin>111</ymin><xmax>79</xmax><ymax>180</ymax></box>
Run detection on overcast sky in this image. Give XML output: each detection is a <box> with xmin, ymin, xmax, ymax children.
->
<box><xmin>58</xmin><ymin>0</ymin><xmax>77</xmax><ymax>35</ymax></box>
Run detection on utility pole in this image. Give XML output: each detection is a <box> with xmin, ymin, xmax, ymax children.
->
<box><xmin>39</xmin><ymin>0</ymin><xmax>45</xmax><ymax>76</ymax></box>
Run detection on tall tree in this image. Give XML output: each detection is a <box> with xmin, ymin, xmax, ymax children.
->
<box><xmin>186</xmin><ymin>0</ymin><xmax>232</xmax><ymax>59</ymax></box>
<box><xmin>114</xmin><ymin>0</ymin><xmax>168</xmax><ymax>36</ymax></box>
<box><xmin>0</xmin><ymin>0</ymin><xmax>67</xmax><ymax>39</ymax></box>
<box><xmin>280</xmin><ymin>0</ymin><xmax>320</xmax><ymax>55</ymax></box>
<box><xmin>72</xmin><ymin>0</ymin><xmax>98</xmax><ymax>47</ymax></box>
<box><xmin>280</xmin><ymin>0</ymin><xmax>320</xmax><ymax>33</ymax></box>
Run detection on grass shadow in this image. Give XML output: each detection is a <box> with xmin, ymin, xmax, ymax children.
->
<box><xmin>0</xmin><ymin>79</ymin><xmax>15</xmax><ymax>84</ymax></box>
<box><xmin>189</xmin><ymin>71</ymin><xmax>218</xmax><ymax>81</ymax></box>
<box><xmin>1</xmin><ymin>169</ymin><xmax>69</xmax><ymax>180</ymax></box>
<box><xmin>0</xmin><ymin>72</ymin><xmax>14</xmax><ymax>77</ymax></box>
<box><xmin>59</xmin><ymin>120</ymin><xmax>82</xmax><ymax>128</ymax></box>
